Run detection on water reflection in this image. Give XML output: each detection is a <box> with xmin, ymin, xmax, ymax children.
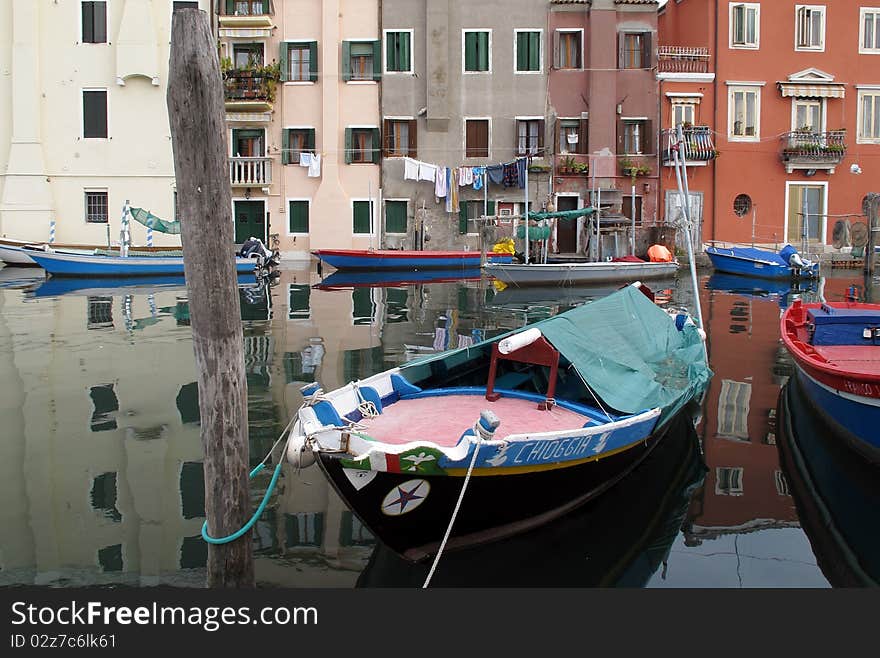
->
<box><xmin>0</xmin><ymin>263</ymin><xmax>874</xmax><ymax>587</ymax></box>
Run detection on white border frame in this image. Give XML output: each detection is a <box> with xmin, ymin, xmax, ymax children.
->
<box><xmin>383</xmin><ymin>198</ymin><xmax>410</xmax><ymax>236</ymax></box>
<box><xmin>286</xmin><ymin>197</ymin><xmax>311</xmax><ymax>237</ymax></box>
<box><xmin>350</xmin><ymin>197</ymin><xmax>376</xmax><ymax>236</ymax></box>
<box><xmin>794</xmin><ymin>5</ymin><xmax>826</xmax><ymax>53</ymax></box>
<box><xmin>729</xmin><ymin>2</ymin><xmax>761</xmax><ymax>50</ymax></box>
<box><xmin>859</xmin><ymin>7</ymin><xmax>880</xmax><ymax>54</ymax></box>
<box><xmin>81</xmin><ymin>88</ymin><xmax>110</xmax><ymax>139</ymax></box>
<box><xmin>230</xmin><ymin>197</ymin><xmax>267</xmax><ymax>240</ymax></box>
<box><xmin>784</xmin><ymin>180</ymin><xmax>829</xmax><ymax>246</ymax></box>
<box><xmin>727</xmin><ymin>84</ymin><xmax>762</xmax><ymax>142</ymax></box>
<box><xmin>856</xmin><ymin>86</ymin><xmax>880</xmax><ymax>143</ymax></box>
<box><xmin>463</xmin><ymin>117</ymin><xmax>492</xmax><ymax>160</ymax></box>
<box><xmin>513</xmin><ymin>28</ymin><xmax>543</xmax><ymax>75</ymax></box>
<box><xmin>554</xmin><ymin>28</ymin><xmax>584</xmax><ymax>70</ymax></box>
<box><xmin>383</xmin><ymin>28</ymin><xmax>414</xmax><ymax>75</ymax></box>
<box><xmin>462</xmin><ymin>28</ymin><xmax>493</xmax><ymax>75</ymax></box>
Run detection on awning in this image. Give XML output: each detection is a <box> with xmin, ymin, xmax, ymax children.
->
<box><xmin>778</xmin><ymin>83</ymin><xmax>846</xmax><ymax>99</ymax></box>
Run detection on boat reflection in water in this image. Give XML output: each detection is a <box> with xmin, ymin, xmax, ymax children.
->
<box><xmin>706</xmin><ymin>273</ymin><xmax>818</xmax><ymax>309</ymax></box>
<box><xmin>356</xmin><ymin>409</ymin><xmax>706</xmax><ymax>587</ymax></box>
<box><xmin>776</xmin><ymin>376</ymin><xmax>880</xmax><ymax>586</ymax></box>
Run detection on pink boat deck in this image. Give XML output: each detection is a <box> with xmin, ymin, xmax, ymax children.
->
<box><xmin>357</xmin><ymin>395</ymin><xmax>593</xmax><ymax>446</ymax></box>
<box><xmin>812</xmin><ymin>345</ymin><xmax>880</xmax><ymax>378</ymax></box>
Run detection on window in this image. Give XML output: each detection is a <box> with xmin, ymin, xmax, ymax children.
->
<box><xmin>383</xmin><ymin>119</ymin><xmax>417</xmax><ymax>158</ymax></box>
<box><xmin>85</xmin><ymin>190</ymin><xmax>109</xmax><ymax>224</ymax></box>
<box><xmin>340</xmin><ymin>511</ymin><xmax>374</xmax><ymax>547</ymax></box>
<box><xmin>516</xmin><ymin>30</ymin><xmax>541</xmax><ymax>72</ymax></box>
<box><xmin>672</xmin><ymin>102</ymin><xmax>696</xmax><ymax>128</ymax></box>
<box><xmin>385</xmin><ymin>200</ymin><xmax>408</xmax><ymax>234</ymax></box>
<box><xmin>717</xmin><ymin>379</ymin><xmax>751</xmax><ymax>440</ymax></box>
<box><xmin>774</xmin><ymin>470</ymin><xmax>791</xmax><ymax>496</ymax></box>
<box><xmin>91</xmin><ymin>472</ymin><xmax>122</xmax><ymax>522</ymax></box>
<box><xmin>282</xmin><ymin>42</ymin><xmax>317</xmax><ymax>82</ymax></box>
<box><xmin>83</xmin><ymin>89</ymin><xmax>108</xmax><ymax>138</ymax></box>
<box><xmin>793</xmin><ymin>99</ymin><xmax>822</xmax><ymax>132</ymax></box>
<box><xmin>288</xmin><ymin>200</ymin><xmax>309</xmax><ymax>234</ymax></box>
<box><xmin>353</xmin><ymin>200</ymin><xmax>373</xmax><ymax>234</ymax></box>
<box><xmin>622</xmin><ymin>195</ymin><xmax>642</xmax><ymax>227</ymax></box>
<box><xmin>285</xmin><ymin>513</ymin><xmax>324</xmax><ymax>548</ymax></box>
<box><xmin>619</xmin><ymin>32</ymin><xmax>652</xmax><ymax>69</ymax></box>
<box><xmin>463</xmin><ymin>30</ymin><xmax>491</xmax><ymax>72</ymax></box>
<box><xmin>715</xmin><ymin>467</ymin><xmax>744</xmax><ymax>496</ymax></box>
<box><xmin>860</xmin><ymin>8</ymin><xmax>880</xmax><ymax>53</ymax></box>
<box><xmin>176</xmin><ymin>382</ymin><xmax>199</xmax><ymax>424</ymax></box>
<box><xmin>231</xmin><ymin>128</ymin><xmax>264</xmax><ymax>157</ymax></box>
<box><xmin>288</xmin><ymin>283</ymin><xmax>311</xmax><ymax>319</ymax></box>
<box><xmin>180</xmin><ymin>461</ymin><xmax>205</xmax><ymax>519</ymax></box>
<box><xmin>87</xmin><ymin>296</ymin><xmax>113</xmax><ymax>329</ymax></box>
<box><xmin>558</xmin><ymin>119</ymin><xmax>583</xmax><ymax>154</ymax></box>
<box><xmin>282</xmin><ymin>128</ymin><xmax>315</xmax><ymax>164</ymax></box>
<box><xmin>385</xmin><ymin>30</ymin><xmax>412</xmax><ymax>73</ymax></box>
<box><xmin>618</xmin><ymin>119</ymin><xmax>652</xmax><ymax>155</ymax></box>
<box><xmin>555</xmin><ymin>30</ymin><xmax>582</xmax><ymax>69</ymax></box>
<box><xmin>795</xmin><ymin>5</ymin><xmax>824</xmax><ymax>50</ymax></box>
<box><xmin>517</xmin><ymin>119</ymin><xmax>544</xmax><ymax>156</ymax></box>
<box><xmin>729</xmin><ymin>86</ymin><xmax>760</xmax><ymax>140</ymax></box>
<box><xmin>227</xmin><ymin>1</ymin><xmax>268</xmax><ymax>16</ymax></box>
<box><xmin>858</xmin><ymin>90</ymin><xmax>880</xmax><ymax>142</ymax></box>
<box><xmin>90</xmin><ymin>384</ymin><xmax>118</xmax><ymax>432</ymax></box>
<box><xmin>343</xmin><ymin>41</ymin><xmax>380</xmax><ymax>82</ymax></box>
<box><xmin>465</xmin><ymin>119</ymin><xmax>489</xmax><ymax>158</ymax></box>
<box><xmin>233</xmin><ymin>43</ymin><xmax>263</xmax><ymax>68</ymax></box>
<box><xmin>81</xmin><ymin>1</ymin><xmax>107</xmax><ymax>44</ymax></box>
<box><xmin>345</xmin><ymin>127</ymin><xmax>380</xmax><ymax>164</ymax></box>
<box><xmin>461</xmin><ymin>200</ymin><xmax>487</xmax><ymax>235</ymax></box>
<box><xmin>173</xmin><ymin>1</ymin><xmax>200</xmax><ymax>13</ymax></box>
<box><xmin>98</xmin><ymin>544</ymin><xmax>123</xmax><ymax>572</ymax></box>
<box><xmin>352</xmin><ymin>289</ymin><xmax>376</xmax><ymax>325</ymax></box>
<box><xmin>730</xmin><ymin>3</ymin><xmax>760</xmax><ymax>48</ymax></box>
<box><xmin>733</xmin><ymin>194</ymin><xmax>752</xmax><ymax>217</ymax></box>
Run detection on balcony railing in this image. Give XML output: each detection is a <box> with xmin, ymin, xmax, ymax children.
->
<box><xmin>657</xmin><ymin>46</ymin><xmax>710</xmax><ymax>73</ymax></box>
<box><xmin>230</xmin><ymin>156</ymin><xmax>272</xmax><ymax>187</ymax></box>
<box><xmin>223</xmin><ymin>70</ymin><xmax>276</xmax><ymax>103</ymax></box>
<box><xmin>779</xmin><ymin>130</ymin><xmax>847</xmax><ymax>173</ymax></box>
<box><xmin>218</xmin><ymin>1</ymin><xmax>275</xmax><ymax>31</ymax></box>
<box><xmin>661</xmin><ymin>126</ymin><xmax>717</xmax><ymax>165</ymax></box>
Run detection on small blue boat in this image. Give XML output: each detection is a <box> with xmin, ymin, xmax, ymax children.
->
<box><xmin>705</xmin><ymin>244</ymin><xmax>819</xmax><ymax>280</ymax></box>
<box><xmin>26</xmin><ymin>248</ymin><xmax>258</xmax><ymax>277</ymax></box>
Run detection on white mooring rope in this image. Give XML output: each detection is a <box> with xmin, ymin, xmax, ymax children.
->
<box><xmin>422</xmin><ymin>437</ymin><xmax>483</xmax><ymax>588</ymax></box>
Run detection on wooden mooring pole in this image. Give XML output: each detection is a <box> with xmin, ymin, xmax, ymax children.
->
<box><xmin>866</xmin><ymin>193</ymin><xmax>879</xmax><ymax>279</ymax></box>
<box><xmin>167</xmin><ymin>9</ymin><xmax>253</xmax><ymax>587</ymax></box>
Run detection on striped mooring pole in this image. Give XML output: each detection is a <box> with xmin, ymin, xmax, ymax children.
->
<box><xmin>147</xmin><ymin>223</ymin><xmax>154</xmax><ymax>247</ymax></box>
<box><xmin>48</xmin><ymin>219</ymin><xmax>55</xmax><ymax>244</ymax></box>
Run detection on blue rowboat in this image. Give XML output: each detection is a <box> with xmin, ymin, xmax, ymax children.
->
<box><xmin>285</xmin><ymin>282</ymin><xmax>712</xmax><ymax>562</ymax></box>
<box><xmin>312</xmin><ymin>248</ymin><xmax>512</xmax><ymax>271</ymax></box>
<box><xmin>26</xmin><ymin>248</ymin><xmax>258</xmax><ymax>277</ymax></box>
<box><xmin>705</xmin><ymin>244</ymin><xmax>819</xmax><ymax>280</ymax></box>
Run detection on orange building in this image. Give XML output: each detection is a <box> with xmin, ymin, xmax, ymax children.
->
<box><xmin>659</xmin><ymin>1</ymin><xmax>880</xmax><ymax>252</ymax></box>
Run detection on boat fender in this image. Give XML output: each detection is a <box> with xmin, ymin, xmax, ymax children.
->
<box><xmin>499</xmin><ymin>328</ymin><xmax>542</xmax><ymax>354</ymax></box>
<box><xmin>286</xmin><ymin>433</ymin><xmax>316</xmax><ymax>468</ymax></box>
<box><xmin>475</xmin><ymin>409</ymin><xmax>501</xmax><ymax>440</ymax></box>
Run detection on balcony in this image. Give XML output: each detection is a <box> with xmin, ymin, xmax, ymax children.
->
<box><xmin>555</xmin><ymin>153</ymin><xmax>590</xmax><ymax>177</ymax></box>
<box><xmin>223</xmin><ymin>67</ymin><xmax>279</xmax><ymax>115</ymax></box>
<box><xmin>657</xmin><ymin>46</ymin><xmax>710</xmax><ymax>74</ymax></box>
<box><xmin>661</xmin><ymin>126</ymin><xmax>717</xmax><ymax>166</ymax></box>
<box><xmin>779</xmin><ymin>130</ymin><xmax>847</xmax><ymax>174</ymax></box>
<box><xmin>219</xmin><ymin>1</ymin><xmax>275</xmax><ymax>36</ymax></box>
<box><xmin>230</xmin><ymin>156</ymin><xmax>272</xmax><ymax>187</ymax></box>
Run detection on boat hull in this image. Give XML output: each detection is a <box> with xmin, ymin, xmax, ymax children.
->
<box><xmin>705</xmin><ymin>246</ymin><xmax>819</xmax><ymax>280</ymax></box>
<box><xmin>316</xmin><ymin>421</ymin><xmax>669</xmax><ymax>562</ymax></box>
<box><xmin>0</xmin><ymin>244</ymin><xmax>38</xmax><ymax>266</ymax></box>
<box><xmin>484</xmin><ymin>261</ymin><xmax>679</xmax><ymax>286</ymax></box>
<box><xmin>313</xmin><ymin>249</ymin><xmax>511</xmax><ymax>271</ymax></box>
<box><xmin>26</xmin><ymin>250</ymin><xmax>257</xmax><ymax>277</ymax></box>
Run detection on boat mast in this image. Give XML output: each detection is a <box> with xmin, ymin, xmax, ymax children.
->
<box><xmin>673</xmin><ymin>124</ymin><xmax>704</xmax><ymax>331</ymax></box>
<box><xmin>524</xmin><ymin>157</ymin><xmax>530</xmax><ymax>264</ymax></box>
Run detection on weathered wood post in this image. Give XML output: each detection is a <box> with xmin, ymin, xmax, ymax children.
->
<box><xmin>866</xmin><ymin>192</ymin><xmax>879</xmax><ymax>279</ymax></box>
<box><xmin>166</xmin><ymin>9</ymin><xmax>253</xmax><ymax>588</ymax></box>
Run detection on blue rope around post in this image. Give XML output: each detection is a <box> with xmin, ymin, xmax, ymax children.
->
<box><xmin>200</xmin><ymin>461</ymin><xmax>284</xmax><ymax>545</ymax></box>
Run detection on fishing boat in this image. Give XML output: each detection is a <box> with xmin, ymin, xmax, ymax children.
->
<box><xmin>705</xmin><ymin>243</ymin><xmax>819</xmax><ymax>280</ymax></box>
<box><xmin>776</xmin><ymin>377</ymin><xmax>880</xmax><ymax>586</ymax></box>
<box><xmin>780</xmin><ymin>299</ymin><xmax>880</xmax><ymax>463</ymax></box>
<box><xmin>312</xmin><ymin>248</ymin><xmax>512</xmax><ymax>271</ymax></box>
<box><xmin>0</xmin><ymin>237</ymin><xmax>182</xmax><ymax>266</ymax></box>
<box><xmin>285</xmin><ymin>282</ymin><xmax>712</xmax><ymax>562</ymax></box>
<box><xmin>25</xmin><ymin>247</ymin><xmax>259</xmax><ymax>277</ymax></box>
<box><xmin>483</xmin><ymin>259</ymin><xmax>679</xmax><ymax>287</ymax></box>
<box><xmin>315</xmin><ymin>268</ymin><xmax>482</xmax><ymax>290</ymax></box>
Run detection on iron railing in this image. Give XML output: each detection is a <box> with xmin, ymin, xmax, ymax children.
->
<box><xmin>779</xmin><ymin>130</ymin><xmax>847</xmax><ymax>166</ymax></box>
<box><xmin>657</xmin><ymin>46</ymin><xmax>710</xmax><ymax>73</ymax></box>
<box><xmin>661</xmin><ymin>126</ymin><xmax>716</xmax><ymax>163</ymax></box>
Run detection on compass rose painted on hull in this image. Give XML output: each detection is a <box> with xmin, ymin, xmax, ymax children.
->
<box><xmin>380</xmin><ymin>479</ymin><xmax>430</xmax><ymax>516</ymax></box>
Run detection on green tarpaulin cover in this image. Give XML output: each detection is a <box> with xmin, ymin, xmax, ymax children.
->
<box><xmin>129</xmin><ymin>207</ymin><xmax>181</xmax><ymax>234</ymax></box>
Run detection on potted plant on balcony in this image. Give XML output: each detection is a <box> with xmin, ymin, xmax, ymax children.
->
<box><xmin>558</xmin><ymin>155</ymin><xmax>576</xmax><ymax>174</ymax></box>
<box><xmin>620</xmin><ymin>158</ymin><xmax>650</xmax><ymax>178</ymax></box>
<box><xmin>571</xmin><ymin>161</ymin><xmax>588</xmax><ymax>175</ymax></box>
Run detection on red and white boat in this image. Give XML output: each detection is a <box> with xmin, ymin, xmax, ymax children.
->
<box><xmin>780</xmin><ymin>299</ymin><xmax>880</xmax><ymax>463</ymax></box>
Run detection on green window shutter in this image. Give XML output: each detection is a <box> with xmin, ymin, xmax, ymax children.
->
<box><xmin>465</xmin><ymin>33</ymin><xmax>477</xmax><ymax>71</ymax></box>
<box><xmin>226</xmin><ymin>0</ymin><xmax>234</xmax><ymax>14</ymax></box>
<box><xmin>401</xmin><ymin>32</ymin><xmax>411</xmax><ymax>71</ymax></box>
<box><xmin>385</xmin><ymin>201</ymin><xmax>407</xmax><ymax>233</ymax></box>
<box><xmin>458</xmin><ymin>201</ymin><xmax>468</xmax><ymax>234</ymax></box>
<box><xmin>372</xmin><ymin>40</ymin><xmax>382</xmax><ymax>81</ymax></box>
<box><xmin>516</xmin><ymin>33</ymin><xmax>526</xmax><ymax>71</ymax></box>
<box><xmin>352</xmin><ymin>288</ymin><xmax>373</xmax><ymax>324</ymax></box>
<box><xmin>281</xmin><ymin>129</ymin><xmax>290</xmax><ymax>165</ymax></box>
<box><xmin>289</xmin><ymin>201</ymin><xmax>309</xmax><ymax>233</ymax></box>
<box><xmin>478</xmin><ymin>32</ymin><xmax>489</xmax><ymax>70</ymax></box>
<box><xmin>309</xmin><ymin>42</ymin><xmax>318</xmax><ymax>82</ymax></box>
<box><xmin>530</xmin><ymin>32</ymin><xmax>540</xmax><ymax>71</ymax></box>
<box><xmin>342</xmin><ymin>41</ymin><xmax>351</xmax><ymax>81</ymax></box>
<box><xmin>353</xmin><ymin>201</ymin><xmax>371</xmax><ymax>234</ymax></box>
<box><xmin>344</xmin><ymin>128</ymin><xmax>353</xmax><ymax>164</ymax></box>
<box><xmin>307</xmin><ymin>129</ymin><xmax>316</xmax><ymax>152</ymax></box>
<box><xmin>279</xmin><ymin>42</ymin><xmax>289</xmax><ymax>82</ymax></box>
<box><xmin>262</xmin><ymin>0</ymin><xmax>269</xmax><ymax>14</ymax></box>
<box><xmin>371</xmin><ymin>127</ymin><xmax>381</xmax><ymax>163</ymax></box>
<box><xmin>487</xmin><ymin>200</ymin><xmax>496</xmax><ymax>216</ymax></box>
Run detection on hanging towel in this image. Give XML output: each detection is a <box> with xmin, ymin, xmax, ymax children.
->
<box><xmin>486</xmin><ymin>164</ymin><xmax>504</xmax><ymax>185</ymax></box>
<box><xmin>445</xmin><ymin>168</ymin><xmax>454</xmax><ymax>213</ymax></box>
<box><xmin>457</xmin><ymin>334</ymin><xmax>474</xmax><ymax>349</ymax></box>
<box><xmin>450</xmin><ymin>168</ymin><xmax>459</xmax><ymax>209</ymax></box>
<box><xmin>502</xmin><ymin>162</ymin><xmax>519</xmax><ymax>187</ymax></box>
<box><xmin>433</xmin><ymin>328</ymin><xmax>448</xmax><ymax>352</ymax></box>
<box><xmin>299</xmin><ymin>152</ymin><xmax>311</xmax><ymax>167</ymax></box>
<box><xmin>516</xmin><ymin>157</ymin><xmax>527</xmax><ymax>188</ymax></box>
<box><xmin>307</xmin><ymin>153</ymin><xmax>321</xmax><ymax>177</ymax></box>
<box><xmin>435</xmin><ymin>166</ymin><xmax>447</xmax><ymax>197</ymax></box>
<box><xmin>472</xmin><ymin>166</ymin><xmax>485</xmax><ymax>190</ymax></box>
<box><xmin>418</xmin><ymin>161</ymin><xmax>437</xmax><ymax>182</ymax></box>
<box><xmin>404</xmin><ymin>157</ymin><xmax>419</xmax><ymax>181</ymax></box>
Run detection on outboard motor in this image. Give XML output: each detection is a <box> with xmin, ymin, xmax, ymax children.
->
<box><xmin>239</xmin><ymin>236</ymin><xmax>269</xmax><ymax>260</ymax></box>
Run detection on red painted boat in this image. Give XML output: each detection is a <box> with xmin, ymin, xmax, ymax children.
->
<box><xmin>780</xmin><ymin>299</ymin><xmax>880</xmax><ymax>463</ymax></box>
<box><xmin>312</xmin><ymin>248</ymin><xmax>511</xmax><ymax>271</ymax></box>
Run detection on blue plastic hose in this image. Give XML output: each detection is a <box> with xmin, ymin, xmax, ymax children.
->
<box><xmin>200</xmin><ymin>461</ymin><xmax>283</xmax><ymax>545</ymax></box>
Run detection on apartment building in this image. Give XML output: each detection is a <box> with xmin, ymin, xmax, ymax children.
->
<box><xmin>659</xmin><ymin>1</ymin><xmax>880</xmax><ymax>250</ymax></box>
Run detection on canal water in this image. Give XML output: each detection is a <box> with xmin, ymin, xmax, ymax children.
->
<box><xmin>0</xmin><ymin>262</ymin><xmax>875</xmax><ymax>588</ymax></box>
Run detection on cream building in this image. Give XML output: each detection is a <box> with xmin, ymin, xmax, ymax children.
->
<box><xmin>0</xmin><ymin>0</ymin><xmax>203</xmax><ymax>247</ymax></box>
